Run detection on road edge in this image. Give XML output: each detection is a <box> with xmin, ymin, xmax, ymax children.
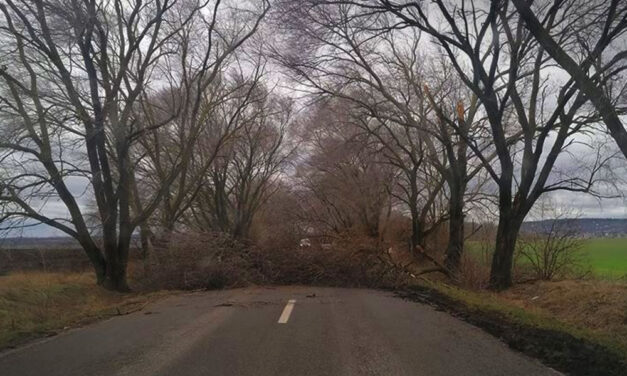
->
<box><xmin>396</xmin><ymin>284</ymin><xmax>627</xmax><ymax>376</ymax></box>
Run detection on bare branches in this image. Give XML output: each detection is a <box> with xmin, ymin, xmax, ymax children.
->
<box><xmin>0</xmin><ymin>0</ymin><xmax>270</xmax><ymax>290</ymax></box>
<box><xmin>183</xmin><ymin>87</ymin><xmax>295</xmax><ymax>239</ymax></box>
<box><xmin>512</xmin><ymin>0</ymin><xmax>627</xmax><ymax>158</ymax></box>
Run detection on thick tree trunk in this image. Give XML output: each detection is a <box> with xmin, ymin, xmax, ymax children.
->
<box><xmin>488</xmin><ymin>213</ymin><xmax>524</xmax><ymax>290</ymax></box>
<box><xmin>85</xmin><ymin>243</ymin><xmax>107</xmax><ymax>285</ymax></box>
<box><xmin>102</xmin><ymin>261</ymin><xmax>130</xmax><ymax>291</ymax></box>
<box><xmin>102</xmin><ymin>142</ymin><xmax>133</xmax><ymax>292</ymax></box>
<box><xmin>102</xmin><ymin>242</ymin><xmax>131</xmax><ymax>292</ymax></box>
<box><xmin>73</xmin><ymin>232</ymin><xmax>107</xmax><ymax>284</ymax></box>
<box><xmin>444</xmin><ymin>183</ymin><xmax>465</xmax><ymax>275</ymax></box>
<box><xmin>101</xmin><ymin>223</ymin><xmax>132</xmax><ymax>292</ymax></box>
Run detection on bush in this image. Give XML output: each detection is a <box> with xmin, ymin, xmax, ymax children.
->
<box><xmin>517</xmin><ymin>218</ymin><xmax>586</xmax><ymax>281</ymax></box>
<box><xmin>458</xmin><ymin>252</ymin><xmax>491</xmax><ymax>289</ymax></box>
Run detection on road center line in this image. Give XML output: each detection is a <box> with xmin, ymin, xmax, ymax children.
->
<box><xmin>277</xmin><ymin>299</ymin><xmax>296</xmax><ymax>324</ymax></box>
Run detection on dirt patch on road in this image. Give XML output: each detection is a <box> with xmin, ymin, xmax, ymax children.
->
<box><xmin>397</xmin><ymin>285</ymin><xmax>627</xmax><ymax>376</ymax></box>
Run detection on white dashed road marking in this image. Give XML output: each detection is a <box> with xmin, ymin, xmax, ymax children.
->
<box><xmin>277</xmin><ymin>299</ymin><xmax>296</xmax><ymax>324</ymax></box>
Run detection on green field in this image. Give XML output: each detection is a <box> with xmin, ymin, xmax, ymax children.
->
<box><xmin>579</xmin><ymin>238</ymin><xmax>627</xmax><ymax>278</ymax></box>
<box><xmin>465</xmin><ymin>238</ymin><xmax>627</xmax><ymax>279</ymax></box>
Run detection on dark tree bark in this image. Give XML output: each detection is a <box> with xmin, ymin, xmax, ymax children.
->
<box><xmin>489</xmin><ymin>212</ymin><xmax>525</xmax><ymax>290</ymax></box>
<box><xmin>444</xmin><ymin>179</ymin><xmax>466</xmax><ymax>274</ymax></box>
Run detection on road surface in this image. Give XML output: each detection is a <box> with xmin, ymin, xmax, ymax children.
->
<box><xmin>0</xmin><ymin>286</ymin><xmax>559</xmax><ymax>376</ymax></box>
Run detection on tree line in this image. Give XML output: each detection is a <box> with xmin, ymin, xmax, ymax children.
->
<box><xmin>0</xmin><ymin>0</ymin><xmax>625</xmax><ymax>291</ymax></box>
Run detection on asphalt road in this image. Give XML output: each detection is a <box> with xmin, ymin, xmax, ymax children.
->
<box><xmin>0</xmin><ymin>286</ymin><xmax>559</xmax><ymax>376</ymax></box>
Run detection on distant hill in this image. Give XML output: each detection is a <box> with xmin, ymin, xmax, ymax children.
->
<box><xmin>521</xmin><ymin>218</ymin><xmax>627</xmax><ymax>238</ymax></box>
<box><xmin>0</xmin><ymin>236</ymin><xmax>80</xmax><ymax>250</ymax></box>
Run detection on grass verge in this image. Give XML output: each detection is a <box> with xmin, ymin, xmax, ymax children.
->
<box><xmin>0</xmin><ymin>272</ymin><xmax>169</xmax><ymax>350</ymax></box>
<box><xmin>398</xmin><ymin>280</ymin><xmax>627</xmax><ymax>376</ymax></box>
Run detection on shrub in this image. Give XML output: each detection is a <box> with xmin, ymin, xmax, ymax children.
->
<box><xmin>517</xmin><ymin>218</ymin><xmax>586</xmax><ymax>281</ymax></box>
<box><xmin>458</xmin><ymin>252</ymin><xmax>491</xmax><ymax>289</ymax></box>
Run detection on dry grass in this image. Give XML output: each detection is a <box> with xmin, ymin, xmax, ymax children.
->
<box><xmin>0</xmin><ymin>272</ymin><xmax>166</xmax><ymax>349</ymax></box>
<box><xmin>416</xmin><ymin>278</ymin><xmax>627</xmax><ymax>359</ymax></box>
<box><xmin>500</xmin><ymin>280</ymin><xmax>627</xmax><ymax>345</ymax></box>
<box><xmin>405</xmin><ymin>279</ymin><xmax>627</xmax><ymax>375</ymax></box>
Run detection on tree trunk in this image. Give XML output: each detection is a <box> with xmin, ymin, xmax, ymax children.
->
<box><xmin>444</xmin><ymin>183</ymin><xmax>465</xmax><ymax>275</ymax></box>
<box><xmin>102</xmin><ymin>243</ymin><xmax>131</xmax><ymax>292</ymax></box>
<box><xmin>102</xmin><ymin>261</ymin><xmax>130</xmax><ymax>291</ymax></box>
<box><xmin>82</xmin><ymin>241</ymin><xmax>107</xmax><ymax>285</ymax></box>
<box><xmin>101</xmin><ymin>226</ymin><xmax>132</xmax><ymax>292</ymax></box>
<box><xmin>488</xmin><ymin>213</ymin><xmax>523</xmax><ymax>290</ymax></box>
<box><xmin>409</xmin><ymin>205</ymin><xmax>423</xmax><ymax>254</ymax></box>
<box><xmin>139</xmin><ymin>224</ymin><xmax>155</xmax><ymax>260</ymax></box>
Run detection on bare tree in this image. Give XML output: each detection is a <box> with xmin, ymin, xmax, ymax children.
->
<box><xmin>134</xmin><ymin>57</ymin><xmax>267</xmax><ymax>239</ymax></box>
<box><xmin>362</xmin><ymin>0</ymin><xmax>615</xmax><ymax>289</ymax></box>
<box><xmin>275</xmin><ymin>2</ymin><xmax>481</xmax><ymax>272</ymax></box>
<box><xmin>295</xmin><ymin>99</ymin><xmax>396</xmax><ymax>240</ymax></box>
<box><xmin>185</xmin><ymin>86</ymin><xmax>295</xmax><ymax>239</ymax></box>
<box><xmin>0</xmin><ymin>0</ymin><xmax>269</xmax><ymax>290</ymax></box>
